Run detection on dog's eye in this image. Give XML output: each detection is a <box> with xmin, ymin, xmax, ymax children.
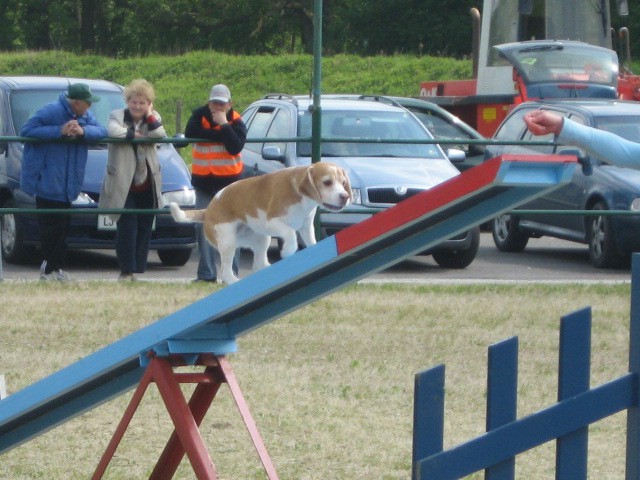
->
<box><xmin>323</xmin><ymin>179</ymin><xmax>333</xmax><ymax>187</ymax></box>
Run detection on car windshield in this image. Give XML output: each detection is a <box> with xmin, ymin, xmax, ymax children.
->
<box><xmin>297</xmin><ymin>109</ymin><xmax>444</xmax><ymax>159</ymax></box>
<box><xmin>593</xmin><ymin>116</ymin><xmax>640</xmax><ymax>143</ymax></box>
<box><xmin>10</xmin><ymin>89</ymin><xmax>126</xmax><ymax>133</ymax></box>
<box><xmin>511</xmin><ymin>45</ymin><xmax>618</xmax><ymax>86</ymax></box>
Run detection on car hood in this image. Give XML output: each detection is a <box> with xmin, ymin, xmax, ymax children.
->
<box><xmin>323</xmin><ymin>156</ymin><xmax>460</xmax><ymax>189</ymax></box>
<box><xmin>82</xmin><ymin>144</ymin><xmax>192</xmax><ymax>196</ymax></box>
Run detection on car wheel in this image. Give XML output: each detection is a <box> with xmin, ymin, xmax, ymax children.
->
<box><xmin>492</xmin><ymin>214</ymin><xmax>529</xmax><ymax>252</ymax></box>
<box><xmin>1</xmin><ymin>198</ymin><xmax>33</xmax><ymax>264</ymax></box>
<box><xmin>157</xmin><ymin>248</ymin><xmax>192</xmax><ymax>267</ymax></box>
<box><xmin>587</xmin><ymin>203</ymin><xmax>628</xmax><ymax>268</ymax></box>
<box><xmin>432</xmin><ymin>227</ymin><xmax>480</xmax><ymax>269</ymax></box>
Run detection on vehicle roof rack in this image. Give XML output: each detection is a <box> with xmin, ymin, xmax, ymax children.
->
<box><xmin>357</xmin><ymin>95</ymin><xmax>403</xmax><ymax>107</ymax></box>
<box><xmin>262</xmin><ymin>93</ymin><xmax>298</xmax><ymax>106</ymax></box>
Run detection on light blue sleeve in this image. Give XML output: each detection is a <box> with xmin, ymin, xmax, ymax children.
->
<box><xmin>558</xmin><ymin>118</ymin><xmax>640</xmax><ymax>169</ymax></box>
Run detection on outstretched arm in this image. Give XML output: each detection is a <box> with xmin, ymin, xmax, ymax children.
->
<box><xmin>524</xmin><ymin>109</ymin><xmax>640</xmax><ymax>170</ymax></box>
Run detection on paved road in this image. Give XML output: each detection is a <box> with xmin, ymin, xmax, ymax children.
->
<box><xmin>0</xmin><ymin>233</ymin><xmax>633</xmax><ymax>283</ymax></box>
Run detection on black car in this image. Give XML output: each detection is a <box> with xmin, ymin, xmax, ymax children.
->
<box><xmin>486</xmin><ymin>99</ymin><xmax>640</xmax><ymax>268</ymax></box>
<box><xmin>0</xmin><ymin>76</ymin><xmax>196</xmax><ymax>266</ymax></box>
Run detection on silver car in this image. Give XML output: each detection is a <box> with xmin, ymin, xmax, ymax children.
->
<box><xmin>240</xmin><ymin>94</ymin><xmax>479</xmax><ymax>269</ymax></box>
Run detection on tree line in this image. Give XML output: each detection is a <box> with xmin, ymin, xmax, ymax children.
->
<box><xmin>3</xmin><ymin>1</ymin><xmax>640</xmax><ymax>62</ymax></box>
<box><xmin>0</xmin><ymin>0</ymin><xmax>481</xmax><ymax>57</ymax></box>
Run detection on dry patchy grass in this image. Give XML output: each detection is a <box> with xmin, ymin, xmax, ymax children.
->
<box><xmin>0</xmin><ymin>281</ymin><xmax>632</xmax><ymax>479</ymax></box>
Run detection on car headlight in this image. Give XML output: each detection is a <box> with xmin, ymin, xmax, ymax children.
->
<box><xmin>72</xmin><ymin>192</ymin><xmax>96</xmax><ymax>206</ymax></box>
<box><xmin>350</xmin><ymin>188</ymin><xmax>362</xmax><ymax>205</ymax></box>
<box><xmin>631</xmin><ymin>198</ymin><xmax>640</xmax><ymax>211</ymax></box>
<box><xmin>163</xmin><ymin>188</ymin><xmax>196</xmax><ymax>207</ymax></box>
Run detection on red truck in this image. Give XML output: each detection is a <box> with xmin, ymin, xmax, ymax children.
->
<box><xmin>419</xmin><ymin>0</ymin><xmax>638</xmax><ymax>137</ymax></box>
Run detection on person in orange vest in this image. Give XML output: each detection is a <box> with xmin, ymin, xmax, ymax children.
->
<box><xmin>185</xmin><ymin>84</ymin><xmax>247</xmax><ymax>282</ymax></box>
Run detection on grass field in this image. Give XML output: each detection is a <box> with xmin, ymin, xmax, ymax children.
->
<box><xmin>0</xmin><ymin>281</ymin><xmax>633</xmax><ymax>479</ymax></box>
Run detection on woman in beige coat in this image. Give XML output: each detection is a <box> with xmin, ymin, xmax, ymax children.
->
<box><xmin>99</xmin><ymin>79</ymin><xmax>165</xmax><ymax>281</ymax></box>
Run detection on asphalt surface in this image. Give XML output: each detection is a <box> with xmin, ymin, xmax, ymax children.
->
<box><xmin>0</xmin><ymin>233</ymin><xmax>633</xmax><ymax>284</ymax></box>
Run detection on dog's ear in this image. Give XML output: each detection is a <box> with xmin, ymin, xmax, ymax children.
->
<box><xmin>298</xmin><ymin>165</ymin><xmax>323</xmax><ymax>204</ymax></box>
<box><xmin>340</xmin><ymin>167</ymin><xmax>353</xmax><ymax>198</ymax></box>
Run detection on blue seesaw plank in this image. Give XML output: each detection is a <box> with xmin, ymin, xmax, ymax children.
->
<box><xmin>0</xmin><ymin>154</ymin><xmax>577</xmax><ymax>454</ymax></box>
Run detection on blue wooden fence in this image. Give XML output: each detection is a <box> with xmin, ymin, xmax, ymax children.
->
<box><xmin>412</xmin><ymin>255</ymin><xmax>640</xmax><ymax>480</ymax></box>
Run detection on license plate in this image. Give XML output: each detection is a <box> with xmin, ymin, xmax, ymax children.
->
<box><xmin>97</xmin><ymin>214</ymin><xmax>116</xmax><ymax>230</ymax></box>
<box><xmin>97</xmin><ymin>214</ymin><xmax>156</xmax><ymax>231</ymax></box>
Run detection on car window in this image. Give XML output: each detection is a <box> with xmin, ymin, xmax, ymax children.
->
<box><xmin>410</xmin><ymin>109</ymin><xmax>474</xmax><ymax>140</ymax></box>
<box><xmin>509</xmin><ymin>45</ymin><xmax>616</xmax><ymax>86</ymax></box>
<box><xmin>521</xmin><ymin>129</ymin><xmax>554</xmax><ymax>154</ymax></box>
<box><xmin>264</xmin><ymin>108</ymin><xmax>289</xmax><ymax>154</ymax></box>
<box><xmin>567</xmin><ymin>113</ymin><xmax>586</xmax><ymax>126</ymax></box>
<box><xmin>297</xmin><ymin>109</ymin><xmax>444</xmax><ymax>159</ymax></box>
<box><xmin>243</xmin><ymin>105</ymin><xmax>276</xmax><ymax>154</ymax></box>
<box><xmin>593</xmin><ymin>116</ymin><xmax>640</xmax><ymax>143</ymax></box>
<box><xmin>10</xmin><ymin>89</ymin><xmax>124</xmax><ymax>133</ymax></box>
<box><xmin>494</xmin><ymin>108</ymin><xmax>528</xmax><ymax>142</ymax></box>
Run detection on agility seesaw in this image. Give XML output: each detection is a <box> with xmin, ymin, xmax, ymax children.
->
<box><xmin>0</xmin><ymin>154</ymin><xmax>577</xmax><ymax>478</ymax></box>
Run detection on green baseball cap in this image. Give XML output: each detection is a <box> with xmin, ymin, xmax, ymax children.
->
<box><xmin>66</xmin><ymin>83</ymin><xmax>101</xmax><ymax>103</ymax></box>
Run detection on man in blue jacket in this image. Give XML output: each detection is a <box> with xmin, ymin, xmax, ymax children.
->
<box><xmin>20</xmin><ymin>83</ymin><xmax>107</xmax><ymax>281</ymax></box>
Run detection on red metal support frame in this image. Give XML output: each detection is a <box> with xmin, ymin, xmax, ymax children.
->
<box><xmin>92</xmin><ymin>354</ymin><xmax>278</xmax><ymax>480</ymax></box>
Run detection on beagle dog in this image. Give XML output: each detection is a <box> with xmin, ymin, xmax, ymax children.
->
<box><xmin>171</xmin><ymin>162</ymin><xmax>352</xmax><ymax>284</ymax></box>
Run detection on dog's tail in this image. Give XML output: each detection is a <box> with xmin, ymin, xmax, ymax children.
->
<box><xmin>170</xmin><ymin>202</ymin><xmax>206</xmax><ymax>223</ymax></box>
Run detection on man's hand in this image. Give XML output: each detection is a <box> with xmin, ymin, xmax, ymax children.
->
<box><xmin>209</xmin><ymin>101</ymin><xmax>231</xmax><ymax>126</ymax></box>
<box><xmin>62</xmin><ymin>119</ymin><xmax>84</xmax><ymax>137</ymax></box>
<box><xmin>211</xmin><ymin>109</ymin><xmax>228</xmax><ymax>126</ymax></box>
<box><xmin>524</xmin><ymin>110</ymin><xmax>564</xmax><ymax>136</ymax></box>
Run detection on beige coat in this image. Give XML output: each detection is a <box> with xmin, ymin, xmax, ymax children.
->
<box><xmin>99</xmin><ymin>108</ymin><xmax>165</xmax><ymax>221</ymax></box>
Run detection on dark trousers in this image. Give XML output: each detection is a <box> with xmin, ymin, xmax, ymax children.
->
<box><xmin>115</xmin><ymin>188</ymin><xmax>155</xmax><ymax>274</ymax></box>
<box><xmin>36</xmin><ymin>196</ymin><xmax>71</xmax><ymax>274</ymax></box>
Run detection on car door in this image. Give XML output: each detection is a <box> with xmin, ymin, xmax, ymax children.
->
<box><xmin>241</xmin><ymin>103</ymin><xmax>292</xmax><ymax>175</ymax></box>
<box><xmin>505</xmin><ymin>107</ymin><xmax>584</xmax><ymax>235</ymax></box>
<box><xmin>541</xmin><ymin>110</ymin><xmax>588</xmax><ymax>235</ymax></box>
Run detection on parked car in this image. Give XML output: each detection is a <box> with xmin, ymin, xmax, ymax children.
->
<box><xmin>485</xmin><ymin>99</ymin><xmax>640</xmax><ymax>268</ymax></box>
<box><xmin>361</xmin><ymin>95</ymin><xmax>487</xmax><ymax>172</ymax></box>
<box><xmin>0</xmin><ymin>76</ymin><xmax>196</xmax><ymax>266</ymax></box>
<box><xmin>240</xmin><ymin>94</ymin><xmax>480</xmax><ymax>268</ymax></box>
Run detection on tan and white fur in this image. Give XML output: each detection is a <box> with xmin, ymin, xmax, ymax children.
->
<box><xmin>171</xmin><ymin>162</ymin><xmax>352</xmax><ymax>284</ymax></box>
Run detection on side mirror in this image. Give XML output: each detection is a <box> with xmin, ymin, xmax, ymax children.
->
<box><xmin>446</xmin><ymin>147</ymin><xmax>466</xmax><ymax>163</ymax></box>
<box><xmin>262</xmin><ymin>145</ymin><xmax>285</xmax><ymax>162</ymax></box>
<box><xmin>558</xmin><ymin>147</ymin><xmax>592</xmax><ymax>175</ymax></box>
<box><xmin>171</xmin><ymin>133</ymin><xmax>189</xmax><ymax>149</ymax></box>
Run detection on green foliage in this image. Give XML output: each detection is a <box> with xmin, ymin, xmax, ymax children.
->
<box><xmin>0</xmin><ymin>0</ymin><xmax>485</xmax><ymax>57</ymax></box>
<box><xmin>0</xmin><ymin>50</ymin><xmax>471</xmax><ymax>135</ymax></box>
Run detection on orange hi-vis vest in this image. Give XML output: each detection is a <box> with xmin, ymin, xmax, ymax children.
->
<box><xmin>191</xmin><ymin>111</ymin><xmax>243</xmax><ymax>176</ymax></box>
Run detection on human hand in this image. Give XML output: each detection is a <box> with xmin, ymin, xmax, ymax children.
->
<box><xmin>211</xmin><ymin>109</ymin><xmax>228</xmax><ymax>126</ymax></box>
<box><xmin>146</xmin><ymin>102</ymin><xmax>154</xmax><ymax>117</ymax></box>
<box><xmin>62</xmin><ymin>119</ymin><xmax>84</xmax><ymax>137</ymax></box>
<box><xmin>524</xmin><ymin>110</ymin><xmax>563</xmax><ymax>136</ymax></box>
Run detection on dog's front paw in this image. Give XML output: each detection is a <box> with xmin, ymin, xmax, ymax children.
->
<box><xmin>219</xmin><ymin>274</ymin><xmax>239</xmax><ymax>285</ymax></box>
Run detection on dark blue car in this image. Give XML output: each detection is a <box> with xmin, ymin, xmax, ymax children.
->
<box><xmin>486</xmin><ymin>99</ymin><xmax>640</xmax><ymax>268</ymax></box>
<box><xmin>0</xmin><ymin>76</ymin><xmax>196</xmax><ymax>266</ymax></box>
